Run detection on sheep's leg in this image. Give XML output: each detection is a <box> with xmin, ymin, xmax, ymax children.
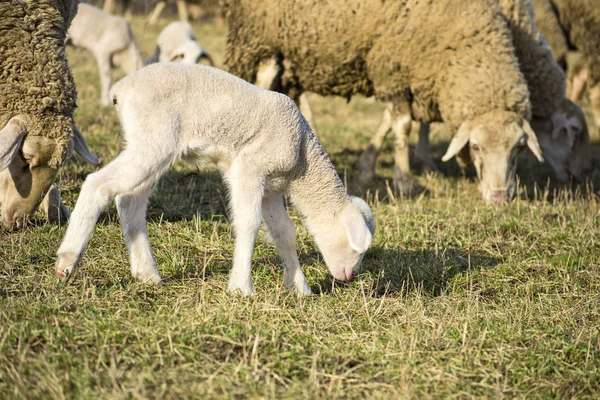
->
<box><xmin>176</xmin><ymin>0</ymin><xmax>189</xmax><ymax>23</ymax></box>
<box><xmin>225</xmin><ymin>161</ymin><xmax>265</xmax><ymax>296</ymax></box>
<box><xmin>298</xmin><ymin>94</ymin><xmax>316</xmax><ymax>132</ymax></box>
<box><xmin>589</xmin><ymin>83</ymin><xmax>600</xmax><ymax>134</ymax></box>
<box><xmin>41</xmin><ymin>184</ymin><xmax>69</xmax><ymax>225</ymax></box>
<box><xmin>392</xmin><ymin>107</ymin><xmax>417</xmax><ymax>196</ymax></box>
<box><xmin>123</xmin><ymin>0</ymin><xmax>133</xmax><ymax>19</ymax></box>
<box><xmin>356</xmin><ymin>103</ymin><xmax>393</xmax><ymax>185</ymax></box>
<box><xmin>568</xmin><ymin>64</ymin><xmax>588</xmax><ymax>102</ymax></box>
<box><xmin>115</xmin><ymin>183</ymin><xmax>161</xmax><ymax>284</ymax></box>
<box><xmin>415</xmin><ymin>122</ymin><xmax>438</xmax><ymax>173</ymax></box>
<box><xmin>96</xmin><ymin>52</ymin><xmax>112</xmax><ymax>106</ymax></box>
<box><xmin>55</xmin><ymin>150</ymin><xmax>169</xmax><ymax>279</ymax></box>
<box><xmin>103</xmin><ymin>0</ymin><xmax>116</xmax><ymax>14</ymax></box>
<box><xmin>262</xmin><ymin>195</ymin><xmax>311</xmax><ymax>296</ymax></box>
<box><xmin>255</xmin><ymin>58</ymin><xmax>281</xmax><ymax>90</ymax></box>
<box><xmin>149</xmin><ymin>1</ymin><xmax>167</xmax><ymax>24</ymax></box>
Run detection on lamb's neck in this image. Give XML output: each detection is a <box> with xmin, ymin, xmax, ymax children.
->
<box><xmin>288</xmin><ymin>133</ymin><xmax>349</xmax><ymax>226</ymax></box>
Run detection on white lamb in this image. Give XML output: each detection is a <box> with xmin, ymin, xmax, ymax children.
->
<box><xmin>55</xmin><ymin>63</ymin><xmax>375</xmax><ymax>296</ymax></box>
<box><xmin>67</xmin><ymin>3</ymin><xmax>144</xmax><ymax>105</ymax></box>
<box><xmin>146</xmin><ymin>22</ymin><xmax>214</xmax><ymax>66</ymax></box>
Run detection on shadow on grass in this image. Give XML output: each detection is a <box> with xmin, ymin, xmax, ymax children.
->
<box><xmin>312</xmin><ymin>246</ymin><xmax>501</xmax><ymax>297</ymax></box>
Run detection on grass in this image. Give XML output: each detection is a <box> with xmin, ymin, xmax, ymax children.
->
<box><xmin>2</xmin><ymin>15</ymin><xmax>600</xmax><ymax>399</ymax></box>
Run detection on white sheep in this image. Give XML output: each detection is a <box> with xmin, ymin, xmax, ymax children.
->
<box><xmin>67</xmin><ymin>3</ymin><xmax>144</xmax><ymax>105</ymax></box>
<box><xmin>55</xmin><ymin>63</ymin><xmax>375</xmax><ymax>296</ymax></box>
<box><xmin>146</xmin><ymin>22</ymin><xmax>214</xmax><ymax>66</ymax></box>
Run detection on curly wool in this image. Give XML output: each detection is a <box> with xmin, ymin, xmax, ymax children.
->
<box><xmin>223</xmin><ymin>0</ymin><xmax>530</xmax><ymax>130</ymax></box>
<box><xmin>552</xmin><ymin>0</ymin><xmax>600</xmax><ymax>85</ymax></box>
<box><xmin>0</xmin><ymin>0</ymin><xmax>78</xmax><ymax>168</ymax></box>
<box><xmin>531</xmin><ymin>0</ymin><xmax>569</xmax><ymax>69</ymax></box>
<box><xmin>498</xmin><ymin>0</ymin><xmax>566</xmax><ymax>119</ymax></box>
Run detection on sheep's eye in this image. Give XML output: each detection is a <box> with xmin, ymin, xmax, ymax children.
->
<box><xmin>22</xmin><ymin>154</ymin><xmax>33</xmax><ymax>164</ymax></box>
<box><xmin>518</xmin><ymin>136</ymin><xmax>527</xmax><ymax>147</ymax></box>
<box><xmin>471</xmin><ymin>143</ymin><xmax>481</xmax><ymax>152</ymax></box>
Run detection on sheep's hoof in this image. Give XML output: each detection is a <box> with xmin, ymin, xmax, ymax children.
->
<box><xmin>55</xmin><ymin>252</ymin><xmax>80</xmax><ymax>278</ymax></box>
<box><xmin>295</xmin><ymin>282</ymin><xmax>313</xmax><ymax>296</ymax></box>
<box><xmin>133</xmin><ymin>271</ymin><xmax>162</xmax><ymax>286</ymax></box>
<box><xmin>393</xmin><ymin>168</ymin><xmax>424</xmax><ymax>197</ymax></box>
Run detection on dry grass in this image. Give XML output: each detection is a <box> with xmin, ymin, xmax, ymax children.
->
<box><xmin>1</xmin><ymin>16</ymin><xmax>600</xmax><ymax>399</ymax></box>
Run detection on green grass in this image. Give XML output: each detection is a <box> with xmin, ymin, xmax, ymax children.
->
<box><xmin>2</xmin><ymin>16</ymin><xmax>600</xmax><ymax>399</ymax></box>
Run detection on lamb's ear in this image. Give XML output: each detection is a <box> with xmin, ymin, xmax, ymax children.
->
<box><xmin>145</xmin><ymin>46</ymin><xmax>161</xmax><ymax>65</ymax></box>
<box><xmin>340</xmin><ymin>208</ymin><xmax>373</xmax><ymax>254</ymax></box>
<box><xmin>522</xmin><ymin>120</ymin><xmax>544</xmax><ymax>162</ymax></box>
<box><xmin>72</xmin><ymin>125</ymin><xmax>99</xmax><ymax>165</ymax></box>
<box><xmin>0</xmin><ymin>117</ymin><xmax>27</xmax><ymax>171</ymax></box>
<box><xmin>442</xmin><ymin>122</ymin><xmax>471</xmax><ymax>162</ymax></box>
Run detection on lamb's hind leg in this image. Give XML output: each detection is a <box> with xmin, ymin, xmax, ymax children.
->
<box><xmin>55</xmin><ymin>149</ymin><xmax>170</xmax><ymax>279</ymax></box>
<box><xmin>116</xmin><ymin>183</ymin><xmax>160</xmax><ymax>284</ymax></box>
<box><xmin>225</xmin><ymin>159</ymin><xmax>265</xmax><ymax>296</ymax></box>
<box><xmin>262</xmin><ymin>195</ymin><xmax>311</xmax><ymax>296</ymax></box>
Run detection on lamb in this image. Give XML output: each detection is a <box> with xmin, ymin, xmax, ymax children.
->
<box><xmin>66</xmin><ymin>3</ymin><xmax>144</xmax><ymax>105</ymax></box>
<box><xmin>357</xmin><ymin>0</ymin><xmax>591</xmax><ymax>186</ymax></box>
<box><xmin>531</xmin><ymin>0</ymin><xmax>600</xmax><ymax>133</ymax></box>
<box><xmin>223</xmin><ymin>0</ymin><xmax>544</xmax><ymax>205</ymax></box>
<box><xmin>0</xmin><ymin>0</ymin><xmax>98</xmax><ymax>230</ymax></box>
<box><xmin>54</xmin><ymin>63</ymin><xmax>375</xmax><ymax>296</ymax></box>
<box><xmin>146</xmin><ymin>22</ymin><xmax>214</xmax><ymax>66</ymax></box>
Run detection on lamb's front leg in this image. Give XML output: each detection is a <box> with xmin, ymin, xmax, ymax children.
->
<box><xmin>262</xmin><ymin>195</ymin><xmax>311</xmax><ymax>296</ymax></box>
<box><xmin>225</xmin><ymin>162</ymin><xmax>265</xmax><ymax>296</ymax></box>
<box><xmin>116</xmin><ymin>183</ymin><xmax>161</xmax><ymax>285</ymax></box>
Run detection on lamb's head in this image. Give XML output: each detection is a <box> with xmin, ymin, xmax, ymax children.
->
<box><xmin>531</xmin><ymin>98</ymin><xmax>591</xmax><ymax>183</ymax></box>
<box><xmin>156</xmin><ymin>22</ymin><xmax>214</xmax><ymax>66</ymax></box>
<box><xmin>0</xmin><ymin>117</ymin><xmax>97</xmax><ymax>229</ymax></box>
<box><xmin>442</xmin><ymin>111</ymin><xmax>544</xmax><ymax>205</ymax></box>
<box><xmin>313</xmin><ymin>196</ymin><xmax>375</xmax><ymax>281</ymax></box>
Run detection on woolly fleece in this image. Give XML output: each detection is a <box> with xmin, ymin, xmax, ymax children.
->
<box><xmin>223</xmin><ymin>0</ymin><xmax>531</xmax><ymax>130</ymax></box>
<box><xmin>0</xmin><ymin>0</ymin><xmax>78</xmax><ymax>168</ymax></box>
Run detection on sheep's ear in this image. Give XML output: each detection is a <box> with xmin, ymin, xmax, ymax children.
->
<box><xmin>0</xmin><ymin>117</ymin><xmax>27</xmax><ymax>171</ymax></box>
<box><xmin>340</xmin><ymin>208</ymin><xmax>373</xmax><ymax>254</ymax></box>
<box><xmin>442</xmin><ymin>122</ymin><xmax>471</xmax><ymax>162</ymax></box>
<box><xmin>72</xmin><ymin>125</ymin><xmax>99</xmax><ymax>165</ymax></box>
<box><xmin>522</xmin><ymin>120</ymin><xmax>544</xmax><ymax>162</ymax></box>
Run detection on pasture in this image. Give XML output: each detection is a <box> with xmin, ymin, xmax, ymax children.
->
<box><xmin>1</xmin><ymin>16</ymin><xmax>600</xmax><ymax>398</ymax></box>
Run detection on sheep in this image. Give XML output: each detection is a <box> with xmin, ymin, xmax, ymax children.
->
<box><xmin>223</xmin><ymin>0</ymin><xmax>544</xmax><ymax>205</ymax></box>
<box><xmin>531</xmin><ymin>0</ymin><xmax>600</xmax><ymax>133</ymax></box>
<box><xmin>357</xmin><ymin>0</ymin><xmax>591</xmax><ymax>187</ymax></box>
<box><xmin>66</xmin><ymin>3</ymin><xmax>144</xmax><ymax>105</ymax></box>
<box><xmin>54</xmin><ymin>63</ymin><xmax>375</xmax><ymax>296</ymax></box>
<box><xmin>0</xmin><ymin>0</ymin><xmax>98</xmax><ymax>230</ymax></box>
<box><xmin>102</xmin><ymin>0</ymin><xmax>132</xmax><ymax>18</ymax></box>
<box><xmin>145</xmin><ymin>22</ymin><xmax>214</xmax><ymax>66</ymax></box>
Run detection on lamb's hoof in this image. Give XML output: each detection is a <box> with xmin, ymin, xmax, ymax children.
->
<box><xmin>133</xmin><ymin>270</ymin><xmax>162</xmax><ymax>286</ymax></box>
<box><xmin>228</xmin><ymin>280</ymin><xmax>255</xmax><ymax>297</ymax></box>
<box><xmin>296</xmin><ymin>282</ymin><xmax>313</xmax><ymax>296</ymax></box>
<box><xmin>55</xmin><ymin>252</ymin><xmax>80</xmax><ymax>278</ymax></box>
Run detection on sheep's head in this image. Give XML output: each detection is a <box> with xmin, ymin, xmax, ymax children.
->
<box><xmin>442</xmin><ymin>111</ymin><xmax>544</xmax><ymax>205</ymax></box>
<box><xmin>531</xmin><ymin>99</ymin><xmax>591</xmax><ymax>183</ymax></box>
<box><xmin>0</xmin><ymin>116</ymin><xmax>97</xmax><ymax>229</ymax></box>
<box><xmin>314</xmin><ymin>196</ymin><xmax>375</xmax><ymax>281</ymax></box>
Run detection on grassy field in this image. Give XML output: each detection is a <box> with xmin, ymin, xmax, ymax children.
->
<box><xmin>1</xmin><ymin>16</ymin><xmax>600</xmax><ymax>399</ymax></box>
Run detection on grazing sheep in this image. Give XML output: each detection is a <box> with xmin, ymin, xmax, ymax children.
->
<box><xmin>55</xmin><ymin>63</ymin><xmax>375</xmax><ymax>296</ymax></box>
<box><xmin>223</xmin><ymin>0</ymin><xmax>544</xmax><ymax>204</ymax></box>
<box><xmin>532</xmin><ymin>0</ymin><xmax>600</xmax><ymax>133</ymax></box>
<box><xmin>0</xmin><ymin>0</ymin><xmax>98</xmax><ymax>230</ymax></box>
<box><xmin>67</xmin><ymin>3</ymin><xmax>144</xmax><ymax>105</ymax></box>
<box><xmin>146</xmin><ymin>22</ymin><xmax>214</xmax><ymax>66</ymax></box>
<box><xmin>358</xmin><ymin>0</ymin><xmax>591</xmax><ymax>186</ymax></box>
